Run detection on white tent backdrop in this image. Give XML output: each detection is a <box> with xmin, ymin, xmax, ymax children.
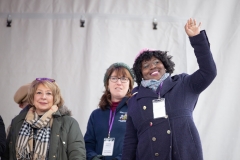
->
<box><xmin>0</xmin><ymin>0</ymin><xmax>239</xmax><ymax>159</ymax></box>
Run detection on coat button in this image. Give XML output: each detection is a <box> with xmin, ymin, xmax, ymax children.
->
<box><xmin>143</xmin><ymin>106</ymin><xmax>147</xmax><ymax>110</ymax></box>
<box><xmin>167</xmin><ymin>130</ymin><xmax>171</xmax><ymax>134</ymax></box>
<box><xmin>165</xmin><ymin>115</ymin><xmax>168</xmax><ymax>119</ymax></box>
<box><xmin>155</xmin><ymin>153</ymin><xmax>159</xmax><ymax>156</ymax></box>
<box><xmin>150</xmin><ymin>122</ymin><xmax>153</xmax><ymax>126</ymax></box>
<box><xmin>152</xmin><ymin>137</ymin><xmax>156</xmax><ymax>141</ymax></box>
<box><xmin>57</xmin><ymin>134</ymin><xmax>59</xmax><ymax>137</ymax></box>
<box><xmin>53</xmin><ymin>155</ymin><xmax>56</xmax><ymax>158</ymax></box>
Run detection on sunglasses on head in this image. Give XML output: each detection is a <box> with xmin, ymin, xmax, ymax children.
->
<box><xmin>36</xmin><ymin>78</ymin><xmax>55</xmax><ymax>82</ymax></box>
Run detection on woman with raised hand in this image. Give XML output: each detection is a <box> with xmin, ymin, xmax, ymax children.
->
<box><xmin>122</xmin><ymin>18</ymin><xmax>217</xmax><ymax>160</ymax></box>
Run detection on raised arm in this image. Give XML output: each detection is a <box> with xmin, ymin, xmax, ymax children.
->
<box><xmin>184</xmin><ymin>18</ymin><xmax>217</xmax><ymax>94</ymax></box>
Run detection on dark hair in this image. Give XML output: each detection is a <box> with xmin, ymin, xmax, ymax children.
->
<box><xmin>99</xmin><ymin>66</ymin><xmax>134</xmax><ymax>110</ymax></box>
<box><xmin>133</xmin><ymin>50</ymin><xmax>175</xmax><ymax>86</ymax></box>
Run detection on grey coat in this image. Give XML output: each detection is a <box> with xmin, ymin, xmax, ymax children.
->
<box><xmin>2</xmin><ymin>106</ymin><xmax>86</xmax><ymax>160</ymax></box>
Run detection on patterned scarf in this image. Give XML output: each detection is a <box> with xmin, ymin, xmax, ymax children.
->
<box><xmin>16</xmin><ymin>106</ymin><xmax>57</xmax><ymax>160</ymax></box>
<box><xmin>141</xmin><ymin>73</ymin><xmax>169</xmax><ymax>91</ymax></box>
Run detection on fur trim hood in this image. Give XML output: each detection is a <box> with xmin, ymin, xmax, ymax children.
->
<box><xmin>57</xmin><ymin>105</ymin><xmax>72</xmax><ymax>116</ymax></box>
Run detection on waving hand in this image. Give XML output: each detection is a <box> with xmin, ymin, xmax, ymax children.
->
<box><xmin>185</xmin><ymin>18</ymin><xmax>201</xmax><ymax>37</ymax></box>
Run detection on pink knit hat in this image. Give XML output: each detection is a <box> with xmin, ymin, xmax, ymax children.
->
<box><xmin>135</xmin><ymin>48</ymin><xmax>158</xmax><ymax>62</ymax></box>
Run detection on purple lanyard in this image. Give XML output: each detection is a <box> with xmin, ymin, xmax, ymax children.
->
<box><xmin>108</xmin><ymin>110</ymin><xmax>116</xmax><ymax>138</ymax></box>
<box><xmin>157</xmin><ymin>82</ymin><xmax>163</xmax><ymax>99</ymax></box>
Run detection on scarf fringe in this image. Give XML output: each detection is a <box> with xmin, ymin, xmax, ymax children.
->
<box><xmin>16</xmin><ymin>147</ymin><xmax>31</xmax><ymax>160</ymax></box>
<box><xmin>33</xmin><ymin>153</ymin><xmax>46</xmax><ymax>160</ymax></box>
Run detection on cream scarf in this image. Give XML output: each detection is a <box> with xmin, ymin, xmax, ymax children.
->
<box><xmin>16</xmin><ymin>106</ymin><xmax>57</xmax><ymax>160</ymax></box>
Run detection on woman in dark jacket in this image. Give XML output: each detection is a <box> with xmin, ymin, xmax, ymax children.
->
<box><xmin>122</xmin><ymin>18</ymin><xmax>217</xmax><ymax>160</ymax></box>
<box><xmin>3</xmin><ymin>78</ymin><xmax>86</xmax><ymax>160</ymax></box>
<box><xmin>84</xmin><ymin>63</ymin><xmax>134</xmax><ymax>160</ymax></box>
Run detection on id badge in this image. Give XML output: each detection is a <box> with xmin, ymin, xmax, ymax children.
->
<box><xmin>152</xmin><ymin>98</ymin><xmax>166</xmax><ymax>119</ymax></box>
<box><xmin>102</xmin><ymin>138</ymin><xmax>115</xmax><ymax>156</ymax></box>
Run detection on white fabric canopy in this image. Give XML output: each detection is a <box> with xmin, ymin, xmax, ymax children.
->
<box><xmin>0</xmin><ymin>0</ymin><xmax>239</xmax><ymax>159</ymax></box>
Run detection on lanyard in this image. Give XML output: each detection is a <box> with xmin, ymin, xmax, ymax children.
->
<box><xmin>157</xmin><ymin>82</ymin><xmax>163</xmax><ymax>99</ymax></box>
<box><xmin>108</xmin><ymin>110</ymin><xmax>116</xmax><ymax>138</ymax></box>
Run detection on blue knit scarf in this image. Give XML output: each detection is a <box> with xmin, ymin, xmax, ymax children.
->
<box><xmin>141</xmin><ymin>73</ymin><xmax>169</xmax><ymax>91</ymax></box>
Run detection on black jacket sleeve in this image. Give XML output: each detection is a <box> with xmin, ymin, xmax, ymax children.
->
<box><xmin>0</xmin><ymin>115</ymin><xmax>6</xmax><ymax>156</ymax></box>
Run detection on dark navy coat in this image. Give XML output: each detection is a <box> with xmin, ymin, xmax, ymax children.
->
<box><xmin>84</xmin><ymin>97</ymin><xmax>128</xmax><ymax>160</ymax></box>
<box><xmin>122</xmin><ymin>31</ymin><xmax>217</xmax><ymax>160</ymax></box>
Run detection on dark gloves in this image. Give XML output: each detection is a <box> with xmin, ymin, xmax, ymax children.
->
<box><xmin>92</xmin><ymin>155</ymin><xmax>104</xmax><ymax>160</ymax></box>
<box><xmin>92</xmin><ymin>155</ymin><xmax>118</xmax><ymax>160</ymax></box>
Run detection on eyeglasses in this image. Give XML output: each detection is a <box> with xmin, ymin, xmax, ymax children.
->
<box><xmin>142</xmin><ymin>59</ymin><xmax>161</xmax><ymax>70</ymax></box>
<box><xmin>36</xmin><ymin>78</ymin><xmax>55</xmax><ymax>82</ymax></box>
<box><xmin>109</xmin><ymin>76</ymin><xmax>129</xmax><ymax>83</ymax></box>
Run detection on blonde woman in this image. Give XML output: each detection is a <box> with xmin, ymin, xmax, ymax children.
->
<box><xmin>3</xmin><ymin>78</ymin><xmax>86</xmax><ymax>160</ymax></box>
